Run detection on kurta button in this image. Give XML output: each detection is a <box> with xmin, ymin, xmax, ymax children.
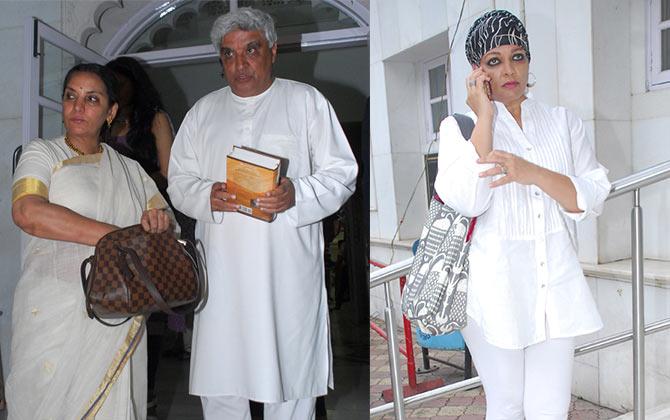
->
<box><xmin>43</xmin><ymin>360</ymin><xmax>54</xmax><ymax>374</ymax></box>
<box><xmin>526</xmin><ymin>147</ymin><xmax>532</xmax><ymax>151</ymax></box>
<box><xmin>541</xmin><ymin>284</ymin><xmax>546</xmax><ymax>288</ymax></box>
<box><xmin>534</xmin><ymin>191</ymin><xmax>540</xmax><ymax>196</ymax></box>
<box><xmin>540</xmin><ymin>262</ymin><xmax>545</xmax><ymax>267</ymax></box>
<box><xmin>537</xmin><ymin>214</ymin><xmax>541</xmax><ymax>218</ymax></box>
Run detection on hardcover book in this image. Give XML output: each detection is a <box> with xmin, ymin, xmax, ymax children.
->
<box><xmin>226</xmin><ymin>146</ymin><xmax>282</xmax><ymax>222</ymax></box>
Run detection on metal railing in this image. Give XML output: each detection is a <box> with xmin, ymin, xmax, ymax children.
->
<box><xmin>370</xmin><ymin>159</ymin><xmax>670</xmax><ymax>419</ymax></box>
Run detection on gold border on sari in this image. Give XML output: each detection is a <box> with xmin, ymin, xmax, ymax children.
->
<box><xmin>147</xmin><ymin>193</ymin><xmax>168</xmax><ymax>210</ymax></box>
<box><xmin>54</xmin><ymin>154</ymin><xmax>103</xmax><ymax>173</ymax></box>
<box><xmin>80</xmin><ymin>316</ymin><xmax>144</xmax><ymax>420</ymax></box>
<box><xmin>12</xmin><ymin>177</ymin><xmax>48</xmax><ymax>204</ymax></box>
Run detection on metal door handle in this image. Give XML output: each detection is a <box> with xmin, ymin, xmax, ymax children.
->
<box><xmin>12</xmin><ymin>145</ymin><xmax>22</xmax><ymax>175</ymax></box>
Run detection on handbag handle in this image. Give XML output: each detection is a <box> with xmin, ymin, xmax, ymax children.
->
<box><xmin>81</xmin><ymin>256</ymin><xmax>95</xmax><ymax>319</ymax></box>
<box><xmin>116</xmin><ymin>245</ymin><xmax>177</xmax><ymax>316</ymax></box>
<box><xmin>180</xmin><ymin>238</ymin><xmax>208</xmax><ymax>314</ymax></box>
<box><xmin>81</xmin><ymin>256</ymin><xmax>133</xmax><ymax>327</ymax></box>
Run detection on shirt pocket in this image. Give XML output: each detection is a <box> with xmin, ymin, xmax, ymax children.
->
<box><xmin>256</xmin><ymin>134</ymin><xmax>299</xmax><ymax>178</ymax></box>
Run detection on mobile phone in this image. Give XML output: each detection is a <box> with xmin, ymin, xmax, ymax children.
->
<box><xmin>484</xmin><ymin>80</ymin><xmax>492</xmax><ymax>100</ymax></box>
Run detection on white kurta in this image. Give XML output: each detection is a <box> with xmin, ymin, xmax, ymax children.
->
<box><xmin>167</xmin><ymin>78</ymin><xmax>358</xmax><ymax>401</ymax></box>
<box><xmin>435</xmin><ymin>98</ymin><xmax>611</xmax><ymax>350</ymax></box>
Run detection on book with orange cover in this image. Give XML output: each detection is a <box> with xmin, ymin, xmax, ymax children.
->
<box><xmin>226</xmin><ymin>146</ymin><xmax>282</xmax><ymax>222</ymax></box>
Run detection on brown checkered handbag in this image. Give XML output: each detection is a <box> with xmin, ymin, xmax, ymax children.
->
<box><xmin>81</xmin><ymin>224</ymin><xmax>207</xmax><ymax>326</ymax></box>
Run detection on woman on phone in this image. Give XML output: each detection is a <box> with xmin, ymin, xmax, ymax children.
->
<box><xmin>435</xmin><ymin>10</ymin><xmax>610</xmax><ymax>419</ymax></box>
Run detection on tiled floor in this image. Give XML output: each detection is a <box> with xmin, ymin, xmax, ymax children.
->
<box><xmin>370</xmin><ymin>318</ymin><xmax>622</xmax><ymax>420</ymax></box>
<box><xmin>151</xmin><ymin>303</ymin><xmax>369</xmax><ymax>420</ymax></box>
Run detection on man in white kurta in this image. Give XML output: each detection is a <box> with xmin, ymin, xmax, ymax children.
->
<box><xmin>167</xmin><ymin>7</ymin><xmax>357</xmax><ymax>419</ymax></box>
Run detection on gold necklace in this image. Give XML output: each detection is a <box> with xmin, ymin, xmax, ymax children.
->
<box><xmin>64</xmin><ymin>136</ymin><xmax>102</xmax><ymax>155</ymax></box>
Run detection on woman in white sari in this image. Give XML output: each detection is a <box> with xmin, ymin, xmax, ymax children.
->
<box><xmin>6</xmin><ymin>63</ymin><xmax>171</xmax><ymax>419</ymax></box>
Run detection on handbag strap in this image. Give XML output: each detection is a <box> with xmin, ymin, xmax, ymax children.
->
<box><xmin>174</xmin><ymin>238</ymin><xmax>208</xmax><ymax>314</ymax></box>
<box><xmin>190</xmin><ymin>238</ymin><xmax>208</xmax><ymax>313</ymax></box>
<box><xmin>453</xmin><ymin>113</ymin><xmax>478</xmax><ymax>242</ymax></box>
<box><xmin>80</xmin><ymin>256</ymin><xmax>95</xmax><ymax>319</ymax></box>
<box><xmin>90</xmin><ymin>314</ymin><xmax>133</xmax><ymax>327</ymax></box>
<box><xmin>452</xmin><ymin>113</ymin><xmax>475</xmax><ymax>138</ymax></box>
<box><xmin>434</xmin><ymin>113</ymin><xmax>478</xmax><ymax>241</ymax></box>
<box><xmin>116</xmin><ymin>245</ymin><xmax>177</xmax><ymax>315</ymax></box>
<box><xmin>81</xmin><ymin>256</ymin><xmax>133</xmax><ymax>327</ymax></box>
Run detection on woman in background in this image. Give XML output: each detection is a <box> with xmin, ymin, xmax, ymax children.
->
<box><xmin>105</xmin><ymin>56</ymin><xmax>173</xmax><ymax>184</ymax></box>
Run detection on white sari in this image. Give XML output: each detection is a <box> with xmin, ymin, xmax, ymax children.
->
<box><xmin>7</xmin><ymin>137</ymin><xmax>168</xmax><ymax>420</ymax></box>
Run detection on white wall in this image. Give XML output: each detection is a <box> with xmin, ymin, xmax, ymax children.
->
<box><xmin>592</xmin><ymin>0</ymin><xmax>634</xmax><ymax>264</ymax></box>
<box><xmin>630</xmin><ymin>1</ymin><xmax>670</xmax><ymax>260</ymax></box>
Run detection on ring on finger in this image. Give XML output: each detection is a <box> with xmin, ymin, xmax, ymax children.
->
<box><xmin>497</xmin><ymin>163</ymin><xmax>507</xmax><ymax>175</ymax></box>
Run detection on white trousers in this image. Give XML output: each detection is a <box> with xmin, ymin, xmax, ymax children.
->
<box><xmin>461</xmin><ymin>318</ymin><xmax>575</xmax><ymax>420</ymax></box>
<box><xmin>201</xmin><ymin>396</ymin><xmax>316</xmax><ymax>420</ymax></box>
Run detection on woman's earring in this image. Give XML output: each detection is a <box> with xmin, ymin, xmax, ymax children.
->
<box><xmin>527</xmin><ymin>72</ymin><xmax>536</xmax><ymax>88</ymax></box>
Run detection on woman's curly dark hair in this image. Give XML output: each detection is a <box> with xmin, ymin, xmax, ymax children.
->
<box><xmin>105</xmin><ymin>56</ymin><xmax>165</xmax><ymax>162</ymax></box>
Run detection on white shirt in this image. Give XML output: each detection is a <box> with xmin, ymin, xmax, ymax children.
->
<box><xmin>167</xmin><ymin>78</ymin><xmax>358</xmax><ymax>401</ymax></box>
<box><xmin>435</xmin><ymin>98</ymin><xmax>611</xmax><ymax>349</ymax></box>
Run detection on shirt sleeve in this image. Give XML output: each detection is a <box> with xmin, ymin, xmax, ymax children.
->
<box><xmin>12</xmin><ymin>140</ymin><xmax>56</xmax><ymax>204</ymax></box>
<box><xmin>433</xmin><ymin>116</ymin><xmax>494</xmax><ymax>217</ymax></box>
<box><xmin>167</xmin><ymin>108</ymin><xmax>221</xmax><ymax>224</ymax></box>
<box><xmin>284</xmin><ymin>92</ymin><xmax>358</xmax><ymax>227</ymax></box>
<box><xmin>561</xmin><ymin>110</ymin><xmax>611</xmax><ymax>221</ymax></box>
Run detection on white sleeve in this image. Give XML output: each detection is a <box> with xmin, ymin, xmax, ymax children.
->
<box><xmin>284</xmin><ymin>93</ymin><xmax>358</xmax><ymax>227</ymax></box>
<box><xmin>433</xmin><ymin>116</ymin><xmax>494</xmax><ymax>217</ymax></box>
<box><xmin>13</xmin><ymin>139</ymin><xmax>57</xmax><ymax>188</ymax></box>
<box><xmin>561</xmin><ymin>110</ymin><xmax>611</xmax><ymax>221</ymax></box>
<box><xmin>167</xmin><ymin>108</ymin><xmax>222</xmax><ymax>224</ymax></box>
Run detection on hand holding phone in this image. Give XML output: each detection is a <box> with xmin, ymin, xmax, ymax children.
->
<box><xmin>466</xmin><ymin>67</ymin><xmax>494</xmax><ymax>116</ymax></box>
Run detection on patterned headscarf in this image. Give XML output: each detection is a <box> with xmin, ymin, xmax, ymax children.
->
<box><xmin>465</xmin><ymin>10</ymin><xmax>530</xmax><ymax>66</ymax></box>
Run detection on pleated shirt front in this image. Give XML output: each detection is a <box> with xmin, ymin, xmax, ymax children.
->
<box><xmin>434</xmin><ymin>98</ymin><xmax>611</xmax><ymax>349</ymax></box>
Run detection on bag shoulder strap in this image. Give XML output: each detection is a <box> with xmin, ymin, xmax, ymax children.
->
<box><xmin>452</xmin><ymin>113</ymin><xmax>475</xmax><ymax>140</ymax></box>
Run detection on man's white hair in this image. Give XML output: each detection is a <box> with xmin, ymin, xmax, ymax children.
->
<box><xmin>210</xmin><ymin>7</ymin><xmax>277</xmax><ymax>51</ymax></box>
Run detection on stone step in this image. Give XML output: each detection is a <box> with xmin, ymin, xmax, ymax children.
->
<box><xmin>613</xmin><ymin>403</ymin><xmax>670</xmax><ymax>419</ymax></box>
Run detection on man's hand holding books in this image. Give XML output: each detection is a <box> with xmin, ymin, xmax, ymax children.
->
<box><xmin>254</xmin><ymin>177</ymin><xmax>295</xmax><ymax>214</ymax></box>
<box><xmin>210</xmin><ymin>182</ymin><xmax>239</xmax><ymax>212</ymax></box>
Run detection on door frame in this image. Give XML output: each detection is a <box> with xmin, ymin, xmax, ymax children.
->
<box><xmin>101</xmin><ymin>0</ymin><xmax>369</xmax><ymax>66</ymax></box>
<box><xmin>22</xmin><ymin>17</ymin><xmax>107</xmax><ymax>144</ymax></box>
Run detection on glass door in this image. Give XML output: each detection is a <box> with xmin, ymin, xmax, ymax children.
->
<box><xmin>1</xmin><ymin>19</ymin><xmax>109</xmax><ymax>401</ymax></box>
<box><xmin>22</xmin><ymin>17</ymin><xmax>107</xmax><ymax>145</ymax></box>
